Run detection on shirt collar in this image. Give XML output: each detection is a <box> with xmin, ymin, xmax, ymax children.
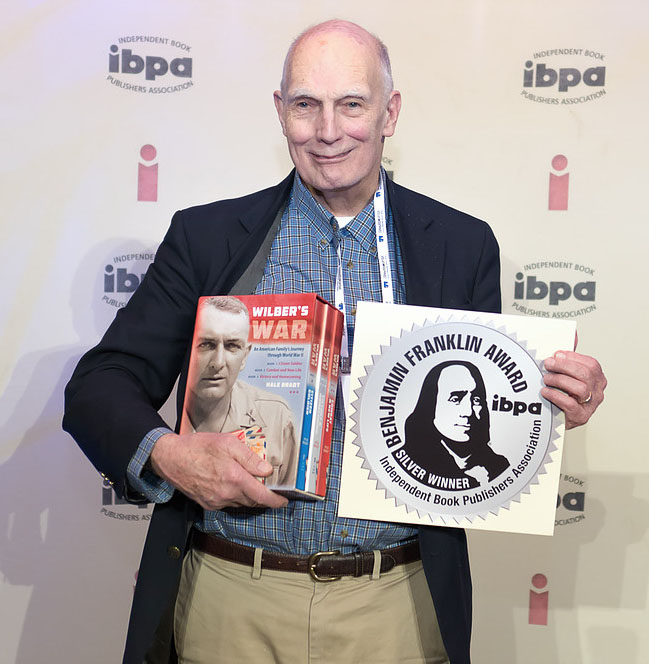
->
<box><xmin>291</xmin><ymin>170</ymin><xmax>388</xmax><ymax>253</ymax></box>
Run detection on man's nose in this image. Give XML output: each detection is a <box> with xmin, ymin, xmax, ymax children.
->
<box><xmin>208</xmin><ymin>345</ymin><xmax>225</xmax><ymax>370</ymax></box>
<box><xmin>458</xmin><ymin>397</ymin><xmax>472</xmax><ymax>417</ymax></box>
<box><xmin>316</xmin><ymin>106</ymin><xmax>341</xmax><ymax>143</ymax></box>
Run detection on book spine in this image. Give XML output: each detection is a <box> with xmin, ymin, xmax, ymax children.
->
<box><xmin>306</xmin><ymin>303</ymin><xmax>331</xmax><ymax>494</ymax></box>
<box><xmin>295</xmin><ymin>299</ymin><xmax>324</xmax><ymax>491</ymax></box>
<box><xmin>315</xmin><ymin>308</ymin><xmax>343</xmax><ymax>497</ymax></box>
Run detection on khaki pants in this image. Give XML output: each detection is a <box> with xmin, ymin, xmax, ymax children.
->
<box><xmin>174</xmin><ymin>547</ymin><xmax>449</xmax><ymax>664</ymax></box>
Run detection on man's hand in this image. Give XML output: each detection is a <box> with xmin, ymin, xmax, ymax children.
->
<box><xmin>542</xmin><ymin>351</ymin><xmax>606</xmax><ymax>429</ymax></box>
<box><xmin>149</xmin><ymin>432</ymin><xmax>289</xmax><ymax>510</ymax></box>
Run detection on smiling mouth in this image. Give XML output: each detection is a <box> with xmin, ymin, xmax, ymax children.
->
<box><xmin>311</xmin><ymin>149</ymin><xmax>352</xmax><ymax>163</ymax></box>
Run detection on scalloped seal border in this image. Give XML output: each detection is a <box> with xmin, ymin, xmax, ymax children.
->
<box><xmin>349</xmin><ymin>312</ymin><xmax>561</xmax><ymax>524</ymax></box>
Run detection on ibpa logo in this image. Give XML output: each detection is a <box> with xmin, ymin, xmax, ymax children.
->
<box><xmin>529</xmin><ymin>573</ymin><xmax>549</xmax><ymax>625</ymax></box>
<box><xmin>510</xmin><ymin>260</ymin><xmax>596</xmax><ymax>319</ymax></box>
<box><xmin>102</xmin><ymin>250</ymin><xmax>156</xmax><ymax>310</ymax></box>
<box><xmin>521</xmin><ymin>48</ymin><xmax>606</xmax><ymax>105</ymax></box>
<box><xmin>101</xmin><ymin>478</ymin><xmax>152</xmax><ymax>522</ymax></box>
<box><xmin>107</xmin><ymin>35</ymin><xmax>193</xmax><ymax>94</ymax></box>
<box><xmin>555</xmin><ymin>473</ymin><xmax>586</xmax><ymax>527</ymax></box>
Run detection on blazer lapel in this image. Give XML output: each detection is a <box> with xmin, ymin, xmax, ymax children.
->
<box><xmin>387</xmin><ymin>178</ymin><xmax>446</xmax><ymax>308</ymax></box>
<box><xmin>218</xmin><ymin>171</ymin><xmax>295</xmax><ymax>293</ymax></box>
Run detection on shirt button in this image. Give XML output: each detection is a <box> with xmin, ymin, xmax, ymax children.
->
<box><xmin>351</xmin><ymin>307</ymin><xmax>357</xmax><ymax>316</ymax></box>
<box><xmin>319</xmin><ymin>238</ymin><xmax>328</xmax><ymax>248</ymax></box>
<box><xmin>167</xmin><ymin>546</ymin><xmax>182</xmax><ymax>560</ymax></box>
<box><xmin>341</xmin><ymin>529</ymin><xmax>349</xmax><ymax>539</ymax></box>
<box><xmin>346</xmin><ymin>260</ymin><xmax>354</xmax><ymax>269</ymax></box>
<box><xmin>370</xmin><ymin>245</ymin><xmax>377</xmax><ymax>254</ymax></box>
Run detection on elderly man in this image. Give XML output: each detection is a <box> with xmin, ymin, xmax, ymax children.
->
<box><xmin>63</xmin><ymin>19</ymin><xmax>606</xmax><ymax>664</ymax></box>
<box><xmin>181</xmin><ymin>296</ymin><xmax>298</xmax><ymax>487</ymax></box>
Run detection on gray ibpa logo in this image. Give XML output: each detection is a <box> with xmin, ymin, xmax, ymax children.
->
<box><xmin>511</xmin><ymin>261</ymin><xmax>596</xmax><ymax>319</ymax></box>
<box><xmin>100</xmin><ymin>478</ymin><xmax>152</xmax><ymax>522</ymax></box>
<box><xmin>555</xmin><ymin>473</ymin><xmax>586</xmax><ymax>526</ymax></box>
<box><xmin>102</xmin><ymin>250</ymin><xmax>155</xmax><ymax>310</ymax></box>
<box><xmin>352</xmin><ymin>318</ymin><xmax>557</xmax><ymax>521</ymax></box>
<box><xmin>521</xmin><ymin>48</ymin><xmax>606</xmax><ymax>105</ymax></box>
<box><xmin>107</xmin><ymin>36</ymin><xmax>193</xmax><ymax>94</ymax></box>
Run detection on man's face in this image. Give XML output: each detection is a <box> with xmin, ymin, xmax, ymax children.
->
<box><xmin>433</xmin><ymin>366</ymin><xmax>484</xmax><ymax>444</ymax></box>
<box><xmin>189</xmin><ymin>306</ymin><xmax>251</xmax><ymax>405</ymax></box>
<box><xmin>274</xmin><ymin>29</ymin><xmax>400</xmax><ymax>209</ymax></box>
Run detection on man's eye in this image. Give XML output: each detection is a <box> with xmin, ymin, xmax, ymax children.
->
<box><xmin>296</xmin><ymin>101</ymin><xmax>310</xmax><ymax>108</ymax></box>
<box><xmin>472</xmin><ymin>397</ymin><xmax>482</xmax><ymax>405</ymax></box>
<box><xmin>347</xmin><ymin>101</ymin><xmax>360</xmax><ymax>108</ymax></box>
<box><xmin>449</xmin><ymin>396</ymin><xmax>460</xmax><ymax>403</ymax></box>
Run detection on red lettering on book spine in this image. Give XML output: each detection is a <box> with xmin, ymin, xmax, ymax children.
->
<box><xmin>306</xmin><ymin>303</ymin><xmax>331</xmax><ymax>494</ymax></box>
<box><xmin>316</xmin><ymin>308</ymin><xmax>343</xmax><ymax>496</ymax></box>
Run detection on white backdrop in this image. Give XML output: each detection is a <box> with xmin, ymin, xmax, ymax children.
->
<box><xmin>1</xmin><ymin>1</ymin><xmax>648</xmax><ymax>662</ymax></box>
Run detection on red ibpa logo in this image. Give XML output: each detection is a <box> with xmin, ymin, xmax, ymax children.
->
<box><xmin>529</xmin><ymin>573</ymin><xmax>549</xmax><ymax>625</ymax></box>
<box><xmin>138</xmin><ymin>144</ymin><xmax>158</xmax><ymax>202</ymax></box>
<box><xmin>549</xmin><ymin>154</ymin><xmax>569</xmax><ymax>211</ymax></box>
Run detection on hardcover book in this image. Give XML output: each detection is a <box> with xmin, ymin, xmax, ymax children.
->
<box><xmin>180</xmin><ymin>293</ymin><xmax>343</xmax><ymax>499</ymax></box>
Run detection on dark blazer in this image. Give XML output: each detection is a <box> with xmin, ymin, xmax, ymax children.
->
<box><xmin>63</xmin><ymin>171</ymin><xmax>501</xmax><ymax>664</ymax></box>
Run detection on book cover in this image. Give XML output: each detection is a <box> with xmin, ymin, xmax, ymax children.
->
<box><xmin>180</xmin><ymin>293</ymin><xmax>340</xmax><ymax>498</ymax></box>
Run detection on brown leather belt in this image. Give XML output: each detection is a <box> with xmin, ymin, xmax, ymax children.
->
<box><xmin>193</xmin><ymin>530</ymin><xmax>421</xmax><ymax>582</ymax></box>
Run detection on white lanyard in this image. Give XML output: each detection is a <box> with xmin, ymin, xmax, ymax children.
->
<box><xmin>335</xmin><ymin>171</ymin><xmax>394</xmax><ymax>413</ymax></box>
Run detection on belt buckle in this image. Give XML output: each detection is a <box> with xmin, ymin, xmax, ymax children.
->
<box><xmin>308</xmin><ymin>550</ymin><xmax>342</xmax><ymax>582</ymax></box>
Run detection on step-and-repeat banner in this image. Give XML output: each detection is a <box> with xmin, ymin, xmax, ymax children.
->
<box><xmin>1</xmin><ymin>1</ymin><xmax>647</xmax><ymax>662</ymax></box>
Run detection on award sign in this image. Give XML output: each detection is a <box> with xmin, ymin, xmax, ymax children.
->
<box><xmin>338</xmin><ymin>303</ymin><xmax>576</xmax><ymax>535</ymax></box>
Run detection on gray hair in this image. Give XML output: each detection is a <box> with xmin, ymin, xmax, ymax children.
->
<box><xmin>201</xmin><ymin>296</ymin><xmax>249</xmax><ymax>321</ymax></box>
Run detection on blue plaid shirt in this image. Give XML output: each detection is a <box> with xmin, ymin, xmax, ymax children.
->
<box><xmin>128</xmin><ymin>171</ymin><xmax>418</xmax><ymax>554</ymax></box>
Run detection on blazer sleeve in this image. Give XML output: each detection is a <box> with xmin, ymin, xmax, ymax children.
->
<box><xmin>471</xmin><ymin>221</ymin><xmax>502</xmax><ymax>315</ymax></box>
<box><xmin>63</xmin><ymin>211</ymin><xmax>200</xmax><ymax>498</ymax></box>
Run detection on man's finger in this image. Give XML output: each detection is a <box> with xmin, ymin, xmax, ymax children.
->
<box><xmin>240</xmin><ymin>477</ymin><xmax>289</xmax><ymax>509</ymax></box>
<box><xmin>212</xmin><ymin>434</ymin><xmax>287</xmax><ymax>508</ymax></box>
<box><xmin>541</xmin><ymin>386</ymin><xmax>593</xmax><ymax>429</ymax></box>
<box><xmin>544</xmin><ymin>351</ymin><xmax>604</xmax><ymax>383</ymax></box>
<box><xmin>540</xmin><ymin>350</ymin><xmax>606</xmax><ymax>429</ymax></box>
<box><xmin>542</xmin><ymin>372</ymin><xmax>590</xmax><ymax>404</ymax></box>
<box><xmin>223</xmin><ymin>434</ymin><xmax>274</xmax><ymax>477</ymax></box>
<box><xmin>544</xmin><ymin>353</ymin><xmax>589</xmax><ymax>383</ymax></box>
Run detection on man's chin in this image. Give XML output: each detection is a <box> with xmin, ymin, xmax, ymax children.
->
<box><xmin>194</xmin><ymin>387</ymin><xmax>227</xmax><ymax>402</ymax></box>
<box><xmin>448</xmin><ymin>434</ymin><xmax>470</xmax><ymax>444</ymax></box>
<box><xmin>299</xmin><ymin>159</ymin><xmax>359</xmax><ymax>188</ymax></box>
<box><xmin>305</xmin><ymin>171</ymin><xmax>353</xmax><ymax>193</ymax></box>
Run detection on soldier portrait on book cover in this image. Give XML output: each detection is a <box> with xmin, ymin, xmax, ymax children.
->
<box><xmin>182</xmin><ymin>296</ymin><xmax>298</xmax><ymax>487</ymax></box>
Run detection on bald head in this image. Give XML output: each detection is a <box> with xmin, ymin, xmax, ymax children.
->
<box><xmin>280</xmin><ymin>20</ymin><xmax>394</xmax><ymax>101</ymax></box>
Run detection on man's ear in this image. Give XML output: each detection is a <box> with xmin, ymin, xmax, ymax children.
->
<box><xmin>382</xmin><ymin>90</ymin><xmax>401</xmax><ymax>138</ymax></box>
<box><xmin>240</xmin><ymin>343</ymin><xmax>253</xmax><ymax>371</ymax></box>
<box><xmin>273</xmin><ymin>91</ymin><xmax>288</xmax><ymax>137</ymax></box>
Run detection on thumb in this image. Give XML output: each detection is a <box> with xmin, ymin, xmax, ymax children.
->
<box><xmin>230</xmin><ymin>437</ymin><xmax>273</xmax><ymax>476</ymax></box>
